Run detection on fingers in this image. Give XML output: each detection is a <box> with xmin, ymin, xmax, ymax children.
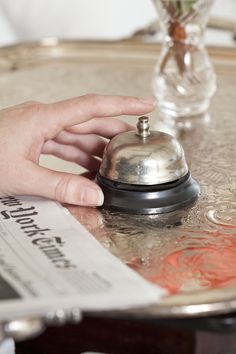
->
<box><xmin>42</xmin><ymin>140</ymin><xmax>101</xmax><ymax>171</ymax></box>
<box><xmin>15</xmin><ymin>162</ymin><xmax>104</xmax><ymax>206</ymax></box>
<box><xmin>52</xmin><ymin>131</ymin><xmax>107</xmax><ymax>157</ymax></box>
<box><xmin>0</xmin><ymin>94</ymin><xmax>156</xmax><ymax>206</ymax></box>
<box><xmin>44</xmin><ymin>94</ymin><xmax>156</xmax><ymax>136</ymax></box>
<box><xmin>66</xmin><ymin>117</ymin><xmax>135</xmax><ymax>138</ymax></box>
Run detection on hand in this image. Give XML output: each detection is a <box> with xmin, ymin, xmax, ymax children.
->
<box><xmin>0</xmin><ymin>94</ymin><xmax>156</xmax><ymax>206</ymax></box>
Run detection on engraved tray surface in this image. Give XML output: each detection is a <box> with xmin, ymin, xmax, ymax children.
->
<box><xmin>0</xmin><ymin>40</ymin><xmax>236</xmax><ymax>318</ymax></box>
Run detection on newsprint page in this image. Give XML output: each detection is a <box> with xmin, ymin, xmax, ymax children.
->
<box><xmin>0</xmin><ymin>196</ymin><xmax>166</xmax><ymax>322</ymax></box>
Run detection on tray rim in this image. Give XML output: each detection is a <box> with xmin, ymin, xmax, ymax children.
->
<box><xmin>0</xmin><ymin>38</ymin><xmax>235</xmax><ymax>61</ymax></box>
<box><xmin>1</xmin><ymin>38</ymin><xmax>236</xmax><ymax>319</ymax></box>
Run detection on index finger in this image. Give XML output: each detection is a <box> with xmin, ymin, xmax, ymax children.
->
<box><xmin>43</xmin><ymin>94</ymin><xmax>156</xmax><ymax>137</ymax></box>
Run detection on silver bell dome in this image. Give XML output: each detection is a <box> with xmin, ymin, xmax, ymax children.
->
<box><xmin>99</xmin><ymin>116</ymin><xmax>188</xmax><ymax>185</ymax></box>
<box><xmin>96</xmin><ymin>116</ymin><xmax>200</xmax><ymax>214</ymax></box>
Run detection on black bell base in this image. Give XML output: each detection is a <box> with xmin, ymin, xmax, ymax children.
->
<box><xmin>96</xmin><ymin>172</ymin><xmax>200</xmax><ymax>215</ymax></box>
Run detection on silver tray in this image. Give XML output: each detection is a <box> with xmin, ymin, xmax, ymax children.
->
<box><xmin>0</xmin><ymin>39</ymin><xmax>236</xmax><ymax>321</ymax></box>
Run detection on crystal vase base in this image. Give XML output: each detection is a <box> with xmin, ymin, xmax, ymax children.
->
<box><xmin>156</xmin><ymin>97</ymin><xmax>211</xmax><ymax>119</ymax></box>
<box><xmin>152</xmin><ymin>0</ymin><xmax>216</xmax><ymax>119</ymax></box>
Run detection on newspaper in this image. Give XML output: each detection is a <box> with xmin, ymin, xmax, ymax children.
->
<box><xmin>0</xmin><ymin>196</ymin><xmax>166</xmax><ymax>322</ymax></box>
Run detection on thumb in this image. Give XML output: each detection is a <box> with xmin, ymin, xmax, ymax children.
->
<box><xmin>18</xmin><ymin>163</ymin><xmax>104</xmax><ymax>206</ymax></box>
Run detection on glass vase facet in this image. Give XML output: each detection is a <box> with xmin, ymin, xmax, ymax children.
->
<box><xmin>153</xmin><ymin>0</ymin><xmax>216</xmax><ymax>118</ymax></box>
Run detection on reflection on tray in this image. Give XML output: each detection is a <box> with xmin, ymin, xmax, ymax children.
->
<box><xmin>69</xmin><ymin>199</ymin><xmax>236</xmax><ymax>296</ymax></box>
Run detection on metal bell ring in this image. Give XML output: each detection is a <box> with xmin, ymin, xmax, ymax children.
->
<box><xmin>96</xmin><ymin>117</ymin><xmax>200</xmax><ymax>214</ymax></box>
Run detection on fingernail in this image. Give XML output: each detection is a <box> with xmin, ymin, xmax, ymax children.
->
<box><xmin>81</xmin><ymin>187</ymin><xmax>104</xmax><ymax>206</ymax></box>
<box><xmin>138</xmin><ymin>97</ymin><xmax>157</xmax><ymax>106</ymax></box>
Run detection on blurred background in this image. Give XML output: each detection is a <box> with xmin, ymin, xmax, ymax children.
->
<box><xmin>0</xmin><ymin>0</ymin><xmax>235</xmax><ymax>177</ymax></box>
<box><xmin>0</xmin><ymin>0</ymin><xmax>235</xmax><ymax>47</ymax></box>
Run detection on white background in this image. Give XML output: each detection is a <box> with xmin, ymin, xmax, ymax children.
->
<box><xmin>0</xmin><ymin>0</ymin><xmax>235</xmax><ymax>46</ymax></box>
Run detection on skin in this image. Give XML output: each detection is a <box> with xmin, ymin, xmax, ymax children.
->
<box><xmin>0</xmin><ymin>94</ymin><xmax>156</xmax><ymax>206</ymax></box>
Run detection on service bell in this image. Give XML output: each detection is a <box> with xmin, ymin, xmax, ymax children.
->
<box><xmin>96</xmin><ymin>116</ymin><xmax>200</xmax><ymax>214</ymax></box>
